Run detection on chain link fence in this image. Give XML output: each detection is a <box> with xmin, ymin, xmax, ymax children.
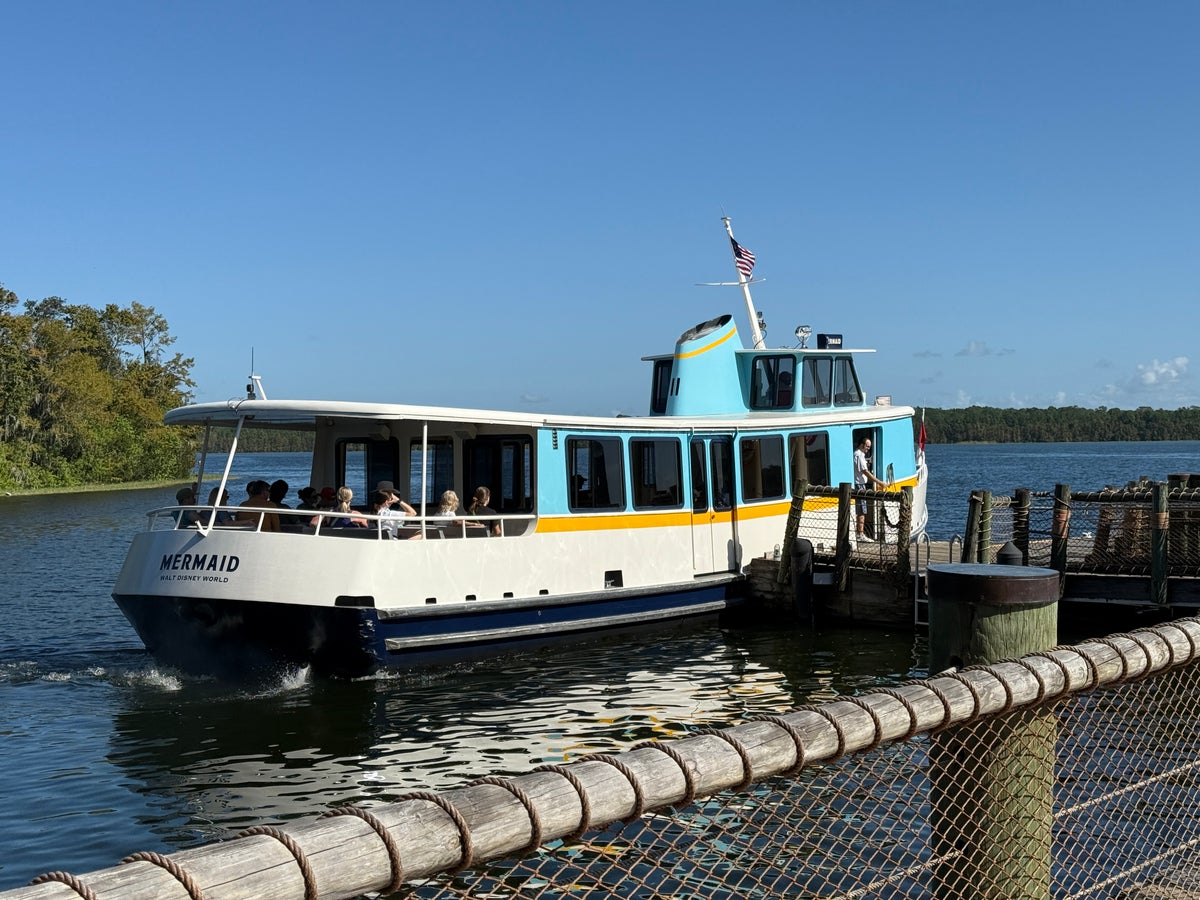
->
<box><xmin>402</xmin><ymin>621</ymin><xmax>1200</xmax><ymax>900</ymax></box>
<box><xmin>960</xmin><ymin>484</ymin><xmax>1200</xmax><ymax>580</ymax></box>
<box><xmin>13</xmin><ymin>619</ymin><xmax>1200</xmax><ymax>900</ymax></box>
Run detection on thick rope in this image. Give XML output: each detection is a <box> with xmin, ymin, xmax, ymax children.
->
<box><xmin>633</xmin><ymin>740</ymin><xmax>697</xmax><ymax>806</ymax></box>
<box><xmin>751</xmin><ymin>715</ymin><xmax>808</xmax><ymax>775</ymax></box>
<box><xmin>836</xmin><ymin>695</ymin><xmax>885</xmax><ymax>751</ymax></box>
<box><xmin>534</xmin><ymin>763</ymin><xmax>592</xmax><ymax>842</ymax></box>
<box><xmin>120</xmin><ymin>851</ymin><xmax>204</xmax><ymax>900</ymax></box>
<box><xmin>578</xmin><ymin>754</ymin><xmax>646</xmax><ymax>823</ymax></box>
<box><xmin>237</xmin><ymin>826</ymin><xmax>318</xmax><ymax>900</ymax></box>
<box><xmin>319</xmin><ymin>806</ymin><xmax>404</xmax><ymax>895</ymax></box>
<box><xmin>396</xmin><ymin>791</ymin><xmax>474</xmax><ymax>874</ymax></box>
<box><xmin>873</xmin><ymin>688</ymin><xmax>921</xmax><ymax>741</ymax></box>
<box><xmin>699</xmin><ymin>729</ymin><xmax>754</xmax><ymax>791</ymax></box>
<box><xmin>467</xmin><ymin>776</ymin><xmax>543</xmax><ymax>853</ymax></box>
<box><xmin>28</xmin><ymin>872</ymin><xmax>97</xmax><ymax>900</ymax></box>
<box><xmin>795</xmin><ymin>704</ymin><xmax>848</xmax><ymax>761</ymax></box>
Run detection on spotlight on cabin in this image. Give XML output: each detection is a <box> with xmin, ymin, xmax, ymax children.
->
<box><xmin>795</xmin><ymin>325</ymin><xmax>811</xmax><ymax>349</ymax></box>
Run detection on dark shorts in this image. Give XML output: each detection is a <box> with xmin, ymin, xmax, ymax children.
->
<box><xmin>856</xmin><ymin>496</ymin><xmax>867</xmax><ymax>515</ymax></box>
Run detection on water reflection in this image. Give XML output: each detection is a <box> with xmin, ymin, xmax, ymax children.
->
<box><xmin>105</xmin><ymin>623</ymin><xmax>924</xmax><ymax>848</ymax></box>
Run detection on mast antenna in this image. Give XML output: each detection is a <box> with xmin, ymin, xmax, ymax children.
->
<box><xmin>246</xmin><ymin>348</ymin><xmax>268</xmax><ymax>400</ymax></box>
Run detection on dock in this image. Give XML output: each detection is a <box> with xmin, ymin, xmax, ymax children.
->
<box><xmin>747</xmin><ymin>478</ymin><xmax>1200</xmax><ymax>628</ymax></box>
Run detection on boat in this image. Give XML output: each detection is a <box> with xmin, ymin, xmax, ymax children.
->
<box><xmin>112</xmin><ymin>220</ymin><xmax>929</xmax><ymax>679</ymax></box>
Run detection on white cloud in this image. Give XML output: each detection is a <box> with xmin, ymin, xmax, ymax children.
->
<box><xmin>1133</xmin><ymin>356</ymin><xmax>1188</xmax><ymax>389</ymax></box>
<box><xmin>955</xmin><ymin>340</ymin><xmax>991</xmax><ymax>358</ymax></box>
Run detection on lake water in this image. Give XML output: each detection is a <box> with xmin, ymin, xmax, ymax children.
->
<box><xmin>1</xmin><ymin>440</ymin><xmax>1197</xmax><ymax>889</ymax></box>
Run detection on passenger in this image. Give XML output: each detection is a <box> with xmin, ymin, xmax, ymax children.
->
<box><xmin>296</xmin><ymin>486</ymin><xmax>318</xmax><ymax>511</ymax></box>
<box><xmin>853</xmin><ymin>437</ymin><xmax>888</xmax><ymax>541</ymax></box>
<box><xmin>174</xmin><ymin>486</ymin><xmax>200</xmax><ymax>527</ymax></box>
<box><xmin>375</xmin><ymin>481</ymin><xmax>417</xmax><ymax>516</ymax></box>
<box><xmin>237</xmin><ymin>480</ymin><xmax>281</xmax><ymax>533</ymax></box>
<box><xmin>468</xmin><ymin>486</ymin><xmax>502</xmax><ymax>536</ymax></box>
<box><xmin>318</xmin><ymin>487</ymin><xmax>336</xmax><ymax>509</ymax></box>
<box><xmin>435</xmin><ymin>490</ymin><xmax>461</xmax><ymax>519</ymax></box>
<box><xmin>206</xmin><ymin>486</ymin><xmax>236</xmax><ymax>525</ymax></box>
<box><xmin>269</xmin><ymin>479</ymin><xmax>291</xmax><ymax>509</ymax></box>
<box><xmin>313</xmin><ymin>486</ymin><xmax>367</xmax><ymax>529</ymax></box>
<box><xmin>369</xmin><ymin>489</ymin><xmax>416</xmax><ymax>536</ymax></box>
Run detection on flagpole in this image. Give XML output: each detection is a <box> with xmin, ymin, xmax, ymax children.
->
<box><xmin>722</xmin><ymin>216</ymin><xmax>765</xmax><ymax>349</ymax></box>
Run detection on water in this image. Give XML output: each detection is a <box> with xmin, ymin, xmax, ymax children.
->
<box><xmin>1</xmin><ymin>441</ymin><xmax>1197</xmax><ymax>888</ymax></box>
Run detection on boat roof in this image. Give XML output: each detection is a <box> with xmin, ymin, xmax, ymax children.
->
<box><xmin>165</xmin><ymin>397</ymin><xmax>915</xmax><ymax>432</ymax></box>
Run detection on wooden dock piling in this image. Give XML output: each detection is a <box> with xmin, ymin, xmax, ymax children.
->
<box><xmin>927</xmin><ymin>564</ymin><xmax>1060</xmax><ymax>900</ymax></box>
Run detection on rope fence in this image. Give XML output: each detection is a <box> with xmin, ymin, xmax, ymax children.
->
<box><xmin>8</xmin><ymin>617</ymin><xmax>1200</xmax><ymax>899</ymax></box>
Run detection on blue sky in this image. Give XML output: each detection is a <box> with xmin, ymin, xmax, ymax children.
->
<box><xmin>3</xmin><ymin>2</ymin><xmax>1197</xmax><ymax>415</ymax></box>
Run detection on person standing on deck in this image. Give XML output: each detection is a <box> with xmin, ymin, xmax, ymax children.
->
<box><xmin>854</xmin><ymin>438</ymin><xmax>887</xmax><ymax>541</ymax></box>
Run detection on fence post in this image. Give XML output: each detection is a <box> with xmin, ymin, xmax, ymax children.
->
<box><xmin>1152</xmin><ymin>482</ymin><xmax>1169</xmax><ymax>606</ymax></box>
<box><xmin>835</xmin><ymin>482</ymin><xmax>852</xmax><ymax>592</ymax></box>
<box><xmin>962</xmin><ymin>491</ymin><xmax>982</xmax><ymax>563</ymax></box>
<box><xmin>927</xmin><ymin>563</ymin><xmax>1060</xmax><ymax>900</ymax></box>
<box><xmin>1050</xmin><ymin>483</ymin><xmax>1071</xmax><ymax>578</ymax></box>
<box><xmin>978</xmin><ymin>490</ymin><xmax>993</xmax><ymax>563</ymax></box>
<box><xmin>1013</xmin><ymin>488</ymin><xmax>1031</xmax><ymax>565</ymax></box>
<box><xmin>894</xmin><ymin>486</ymin><xmax>913</xmax><ymax>597</ymax></box>
<box><xmin>777</xmin><ymin>478</ymin><xmax>809</xmax><ymax>585</ymax></box>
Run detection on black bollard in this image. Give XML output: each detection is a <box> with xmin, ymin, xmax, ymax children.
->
<box><xmin>996</xmin><ymin>541</ymin><xmax>1023</xmax><ymax>566</ymax></box>
<box><xmin>791</xmin><ymin>537</ymin><xmax>814</xmax><ymax>623</ymax></box>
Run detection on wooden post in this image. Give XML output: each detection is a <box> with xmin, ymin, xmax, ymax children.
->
<box><xmin>927</xmin><ymin>564</ymin><xmax>1060</xmax><ymax>900</ymax></box>
<box><xmin>835</xmin><ymin>482</ymin><xmax>852</xmax><ymax>592</ymax></box>
<box><xmin>777</xmin><ymin>479</ymin><xmax>809</xmax><ymax>585</ymax></box>
<box><xmin>978</xmin><ymin>490</ymin><xmax>993</xmax><ymax>564</ymax></box>
<box><xmin>1152</xmin><ymin>482</ymin><xmax>1169</xmax><ymax>606</ymax></box>
<box><xmin>894</xmin><ymin>486</ymin><xmax>913</xmax><ymax>598</ymax></box>
<box><xmin>1087</xmin><ymin>488</ymin><xmax>1115</xmax><ymax>569</ymax></box>
<box><xmin>1168</xmin><ymin>475</ymin><xmax>1187</xmax><ymax>567</ymax></box>
<box><xmin>1013</xmin><ymin>488</ymin><xmax>1030</xmax><ymax>566</ymax></box>
<box><xmin>1050</xmin><ymin>484</ymin><xmax>1070</xmax><ymax>579</ymax></box>
<box><xmin>962</xmin><ymin>491</ymin><xmax>982</xmax><ymax>564</ymax></box>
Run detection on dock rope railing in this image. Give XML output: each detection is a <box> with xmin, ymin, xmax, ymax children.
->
<box><xmin>10</xmin><ymin>618</ymin><xmax>1200</xmax><ymax>899</ymax></box>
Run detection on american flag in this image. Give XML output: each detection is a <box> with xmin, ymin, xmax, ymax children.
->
<box><xmin>730</xmin><ymin>237</ymin><xmax>756</xmax><ymax>278</ymax></box>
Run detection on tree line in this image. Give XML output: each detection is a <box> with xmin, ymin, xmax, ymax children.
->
<box><xmin>0</xmin><ymin>285</ymin><xmax>196</xmax><ymax>490</ymax></box>
<box><xmin>918</xmin><ymin>406</ymin><xmax>1200</xmax><ymax>444</ymax></box>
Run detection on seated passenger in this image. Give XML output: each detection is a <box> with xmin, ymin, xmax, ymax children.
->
<box><xmin>369</xmin><ymin>489</ymin><xmax>417</xmax><ymax>536</ymax></box>
<box><xmin>206</xmin><ymin>486</ymin><xmax>236</xmax><ymax>524</ymax></box>
<box><xmin>269</xmin><ymin>479</ymin><xmax>291</xmax><ymax>509</ymax></box>
<box><xmin>296</xmin><ymin>487</ymin><xmax>318</xmax><ymax>511</ymax></box>
<box><xmin>237</xmin><ymin>480</ymin><xmax>281</xmax><ymax>532</ymax></box>
<box><xmin>468</xmin><ymin>486</ymin><xmax>502</xmax><ymax>536</ymax></box>
<box><xmin>313</xmin><ymin>486</ymin><xmax>367</xmax><ymax>529</ymax></box>
<box><xmin>433</xmin><ymin>490</ymin><xmax>461</xmax><ymax>521</ymax></box>
<box><xmin>375</xmin><ymin>481</ymin><xmax>418</xmax><ymax>516</ymax></box>
<box><xmin>174</xmin><ymin>486</ymin><xmax>201</xmax><ymax>527</ymax></box>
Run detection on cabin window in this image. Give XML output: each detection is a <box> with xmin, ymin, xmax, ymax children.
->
<box><xmin>750</xmin><ymin>355</ymin><xmax>797</xmax><ymax>409</ymax></box>
<box><xmin>740</xmin><ymin>436</ymin><xmax>785</xmax><ymax>501</ymax></box>
<box><xmin>801</xmin><ymin>357</ymin><xmax>832</xmax><ymax>407</ymax></box>
<box><xmin>789</xmin><ymin>431</ymin><xmax>831</xmax><ymax>488</ymax></box>
<box><xmin>690</xmin><ymin>440</ymin><xmax>708</xmax><ymax>512</ymax></box>
<box><xmin>567</xmin><ymin>437</ymin><xmax>625</xmax><ymax>511</ymax></box>
<box><xmin>832</xmin><ymin>357</ymin><xmax>863</xmax><ymax>406</ymax></box>
<box><xmin>710</xmin><ymin>439</ymin><xmax>735</xmax><ymax>511</ymax></box>
<box><xmin>335</xmin><ymin>437</ymin><xmax>398</xmax><ymax>498</ymax></box>
<box><xmin>650</xmin><ymin>359</ymin><xmax>673</xmax><ymax>414</ymax></box>
<box><xmin>631</xmin><ymin>438</ymin><xmax>683</xmax><ymax>509</ymax></box>
<box><xmin>410</xmin><ymin>438</ymin><xmax>455</xmax><ymax>505</ymax></box>
<box><xmin>464</xmin><ymin>435</ymin><xmax>533</xmax><ymax>512</ymax></box>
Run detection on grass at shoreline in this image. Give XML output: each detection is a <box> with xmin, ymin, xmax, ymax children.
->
<box><xmin>0</xmin><ymin>478</ymin><xmax>193</xmax><ymax>498</ymax></box>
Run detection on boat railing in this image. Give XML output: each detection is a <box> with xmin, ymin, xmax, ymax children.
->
<box><xmin>151</xmin><ymin>505</ymin><xmax>536</xmax><ymax>539</ymax></box>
